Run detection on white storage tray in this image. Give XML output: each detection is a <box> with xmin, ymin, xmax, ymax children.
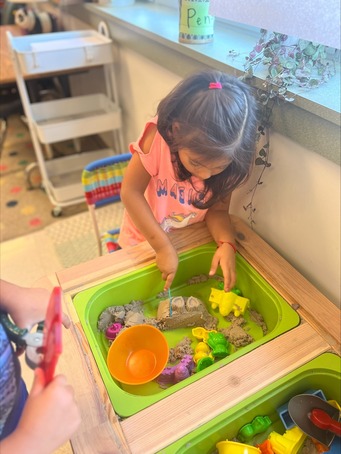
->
<box><xmin>44</xmin><ymin>148</ymin><xmax>114</xmax><ymax>204</ymax></box>
<box><xmin>8</xmin><ymin>30</ymin><xmax>113</xmax><ymax>76</ymax></box>
<box><xmin>30</xmin><ymin>94</ymin><xmax>122</xmax><ymax>144</ymax></box>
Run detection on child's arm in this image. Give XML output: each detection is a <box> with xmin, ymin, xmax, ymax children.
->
<box><xmin>205</xmin><ymin>195</ymin><xmax>237</xmax><ymax>291</ymax></box>
<box><xmin>121</xmin><ymin>151</ymin><xmax>178</xmax><ymax>290</ymax></box>
<box><xmin>0</xmin><ymin>280</ymin><xmax>50</xmax><ymax>329</ymax></box>
<box><xmin>0</xmin><ymin>368</ymin><xmax>81</xmax><ymax>454</ymax></box>
<box><xmin>0</xmin><ymin>280</ymin><xmax>70</xmax><ymax>330</ymax></box>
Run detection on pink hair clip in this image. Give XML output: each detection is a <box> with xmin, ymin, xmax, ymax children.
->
<box><xmin>209</xmin><ymin>82</ymin><xmax>222</xmax><ymax>89</ymax></box>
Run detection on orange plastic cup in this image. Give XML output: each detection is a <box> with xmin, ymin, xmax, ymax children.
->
<box><xmin>107</xmin><ymin>325</ymin><xmax>169</xmax><ymax>385</ymax></box>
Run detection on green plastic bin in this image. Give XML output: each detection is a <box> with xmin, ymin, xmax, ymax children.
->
<box><xmin>72</xmin><ymin>243</ymin><xmax>300</xmax><ymax>417</ymax></box>
<box><xmin>159</xmin><ymin>352</ymin><xmax>341</xmax><ymax>453</ymax></box>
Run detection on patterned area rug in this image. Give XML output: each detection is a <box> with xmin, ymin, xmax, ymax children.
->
<box><xmin>45</xmin><ymin>203</ymin><xmax>124</xmax><ymax>268</ymax></box>
<box><xmin>0</xmin><ymin>114</ymin><xmax>106</xmax><ymax>242</ymax></box>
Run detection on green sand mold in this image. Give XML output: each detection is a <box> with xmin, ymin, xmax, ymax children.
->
<box><xmin>159</xmin><ymin>352</ymin><xmax>341</xmax><ymax>453</ymax></box>
<box><xmin>72</xmin><ymin>243</ymin><xmax>300</xmax><ymax>418</ymax></box>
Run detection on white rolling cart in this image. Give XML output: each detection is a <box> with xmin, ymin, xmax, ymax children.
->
<box><xmin>7</xmin><ymin>23</ymin><xmax>124</xmax><ymax>216</ymax></box>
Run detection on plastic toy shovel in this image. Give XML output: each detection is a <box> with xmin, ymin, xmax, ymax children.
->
<box><xmin>288</xmin><ymin>394</ymin><xmax>341</xmax><ymax>447</ymax></box>
<box><xmin>40</xmin><ymin>287</ymin><xmax>62</xmax><ymax>385</ymax></box>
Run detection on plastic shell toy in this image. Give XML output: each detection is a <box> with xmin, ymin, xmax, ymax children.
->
<box><xmin>193</xmin><ymin>341</ymin><xmax>212</xmax><ymax>364</ymax></box>
<box><xmin>206</xmin><ymin>332</ymin><xmax>230</xmax><ymax>358</ymax></box>
<box><xmin>216</xmin><ymin>440</ymin><xmax>261</xmax><ymax>453</ymax></box>
<box><xmin>237</xmin><ymin>415</ymin><xmax>272</xmax><ymax>442</ymax></box>
<box><xmin>209</xmin><ymin>288</ymin><xmax>250</xmax><ymax>317</ymax></box>
<box><xmin>192</xmin><ymin>326</ymin><xmax>217</xmax><ymax>341</ymax></box>
<box><xmin>268</xmin><ymin>426</ymin><xmax>306</xmax><ymax>454</ymax></box>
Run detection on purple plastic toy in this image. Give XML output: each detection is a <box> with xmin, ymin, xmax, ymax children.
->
<box><xmin>105</xmin><ymin>323</ymin><xmax>122</xmax><ymax>341</ymax></box>
<box><xmin>157</xmin><ymin>354</ymin><xmax>195</xmax><ymax>388</ymax></box>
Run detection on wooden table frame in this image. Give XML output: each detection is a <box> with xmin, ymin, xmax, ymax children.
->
<box><xmin>42</xmin><ymin>215</ymin><xmax>340</xmax><ymax>453</ymax></box>
<box><xmin>0</xmin><ymin>25</ymin><xmax>26</xmax><ymax>86</ymax></box>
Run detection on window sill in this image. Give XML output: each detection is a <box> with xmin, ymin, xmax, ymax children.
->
<box><xmin>64</xmin><ymin>1</ymin><xmax>340</xmax><ymax>165</ymax></box>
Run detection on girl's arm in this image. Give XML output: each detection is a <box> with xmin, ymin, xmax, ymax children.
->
<box><xmin>121</xmin><ymin>152</ymin><xmax>170</xmax><ymax>251</ymax></box>
<box><xmin>205</xmin><ymin>195</ymin><xmax>237</xmax><ymax>291</ymax></box>
<box><xmin>120</xmin><ymin>128</ymin><xmax>178</xmax><ymax>289</ymax></box>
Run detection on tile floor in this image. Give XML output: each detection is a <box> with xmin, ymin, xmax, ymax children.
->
<box><xmin>0</xmin><ymin>114</ymin><xmax>90</xmax><ymax>243</ymax></box>
<box><xmin>0</xmin><ymin>229</ymin><xmax>63</xmax><ymax>287</ymax></box>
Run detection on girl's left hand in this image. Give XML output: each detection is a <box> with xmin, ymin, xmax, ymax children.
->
<box><xmin>209</xmin><ymin>244</ymin><xmax>236</xmax><ymax>292</ymax></box>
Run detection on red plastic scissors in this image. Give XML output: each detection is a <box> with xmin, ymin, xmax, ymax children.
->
<box><xmin>39</xmin><ymin>286</ymin><xmax>63</xmax><ymax>384</ymax></box>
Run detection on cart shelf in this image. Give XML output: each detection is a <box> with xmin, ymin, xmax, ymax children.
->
<box><xmin>9</xmin><ymin>30</ymin><xmax>113</xmax><ymax>76</ymax></box>
<box><xmin>44</xmin><ymin>148</ymin><xmax>113</xmax><ymax>204</ymax></box>
<box><xmin>31</xmin><ymin>94</ymin><xmax>122</xmax><ymax>144</ymax></box>
<box><xmin>7</xmin><ymin>27</ymin><xmax>124</xmax><ymax>213</ymax></box>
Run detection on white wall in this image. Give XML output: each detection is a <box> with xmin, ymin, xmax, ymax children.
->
<box><xmin>231</xmin><ymin>133</ymin><xmax>340</xmax><ymax>307</ymax></box>
<box><xmin>116</xmin><ymin>47</ymin><xmax>340</xmax><ymax>307</ymax></box>
<box><xmin>116</xmin><ymin>47</ymin><xmax>182</xmax><ymax>146</ymax></box>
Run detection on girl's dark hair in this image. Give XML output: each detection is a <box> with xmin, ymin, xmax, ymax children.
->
<box><xmin>157</xmin><ymin>69</ymin><xmax>259</xmax><ymax>209</ymax></box>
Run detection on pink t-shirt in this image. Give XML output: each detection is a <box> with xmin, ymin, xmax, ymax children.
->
<box><xmin>118</xmin><ymin>117</ymin><xmax>208</xmax><ymax>247</ymax></box>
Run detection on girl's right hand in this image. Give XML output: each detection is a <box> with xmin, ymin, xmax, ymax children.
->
<box><xmin>156</xmin><ymin>244</ymin><xmax>178</xmax><ymax>291</ymax></box>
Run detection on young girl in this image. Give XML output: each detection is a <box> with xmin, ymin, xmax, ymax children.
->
<box><xmin>119</xmin><ymin>69</ymin><xmax>259</xmax><ymax>292</ymax></box>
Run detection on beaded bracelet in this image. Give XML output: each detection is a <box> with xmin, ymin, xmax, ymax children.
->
<box><xmin>218</xmin><ymin>241</ymin><xmax>237</xmax><ymax>253</ymax></box>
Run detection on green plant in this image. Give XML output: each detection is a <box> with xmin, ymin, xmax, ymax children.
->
<box><xmin>244</xmin><ymin>29</ymin><xmax>337</xmax><ymax>98</ymax></box>
<box><xmin>229</xmin><ymin>30</ymin><xmax>338</xmax><ymax>227</ymax></box>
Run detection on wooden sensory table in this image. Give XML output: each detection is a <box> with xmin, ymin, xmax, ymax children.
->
<box><xmin>41</xmin><ymin>215</ymin><xmax>340</xmax><ymax>454</ymax></box>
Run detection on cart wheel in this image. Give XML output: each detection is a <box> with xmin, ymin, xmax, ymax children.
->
<box><xmin>52</xmin><ymin>207</ymin><xmax>62</xmax><ymax>217</ymax></box>
<box><xmin>25</xmin><ymin>162</ymin><xmax>42</xmax><ymax>190</ymax></box>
